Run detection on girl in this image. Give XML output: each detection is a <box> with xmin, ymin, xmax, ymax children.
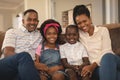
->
<box><xmin>34</xmin><ymin>19</ymin><xmax>65</xmax><ymax>80</ymax></box>
<box><xmin>60</xmin><ymin>25</ymin><xmax>90</xmax><ymax>80</ymax></box>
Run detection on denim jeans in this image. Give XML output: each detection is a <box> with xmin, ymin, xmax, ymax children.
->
<box><xmin>100</xmin><ymin>53</ymin><xmax>120</xmax><ymax>80</ymax></box>
<box><xmin>91</xmin><ymin>66</ymin><xmax>100</xmax><ymax>80</ymax></box>
<box><xmin>0</xmin><ymin>52</ymin><xmax>40</xmax><ymax>80</ymax></box>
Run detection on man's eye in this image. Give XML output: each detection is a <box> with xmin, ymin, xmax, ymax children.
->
<box><xmin>27</xmin><ymin>19</ymin><xmax>38</xmax><ymax>22</ymax></box>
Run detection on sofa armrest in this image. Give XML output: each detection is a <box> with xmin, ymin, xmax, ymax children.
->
<box><xmin>0</xmin><ymin>31</ymin><xmax>5</xmax><ymax>57</ymax></box>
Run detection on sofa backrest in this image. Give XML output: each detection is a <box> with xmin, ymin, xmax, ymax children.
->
<box><xmin>0</xmin><ymin>23</ymin><xmax>120</xmax><ymax>57</ymax></box>
<box><xmin>102</xmin><ymin>23</ymin><xmax>120</xmax><ymax>56</ymax></box>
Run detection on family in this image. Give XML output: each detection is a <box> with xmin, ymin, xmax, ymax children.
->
<box><xmin>0</xmin><ymin>4</ymin><xmax>120</xmax><ymax>80</ymax></box>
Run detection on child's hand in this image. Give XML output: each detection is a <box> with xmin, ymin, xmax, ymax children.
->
<box><xmin>72</xmin><ymin>65</ymin><xmax>79</xmax><ymax>72</ymax></box>
<box><xmin>34</xmin><ymin>62</ymin><xmax>48</xmax><ymax>71</ymax></box>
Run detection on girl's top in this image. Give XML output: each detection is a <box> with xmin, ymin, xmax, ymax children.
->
<box><xmin>36</xmin><ymin>43</ymin><xmax>61</xmax><ymax>67</ymax></box>
<box><xmin>60</xmin><ymin>42</ymin><xmax>88</xmax><ymax>65</ymax></box>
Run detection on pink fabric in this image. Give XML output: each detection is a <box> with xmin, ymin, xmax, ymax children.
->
<box><xmin>44</xmin><ymin>23</ymin><xmax>59</xmax><ymax>35</ymax></box>
<box><xmin>35</xmin><ymin>45</ymin><xmax>42</xmax><ymax>56</ymax></box>
<box><xmin>36</xmin><ymin>44</ymin><xmax>60</xmax><ymax>56</ymax></box>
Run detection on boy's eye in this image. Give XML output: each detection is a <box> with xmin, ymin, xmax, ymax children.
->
<box><xmin>67</xmin><ymin>33</ymin><xmax>77</xmax><ymax>36</ymax></box>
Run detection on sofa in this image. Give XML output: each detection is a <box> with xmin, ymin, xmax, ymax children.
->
<box><xmin>0</xmin><ymin>31</ymin><xmax>5</xmax><ymax>57</ymax></box>
<box><xmin>101</xmin><ymin>23</ymin><xmax>120</xmax><ymax>56</ymax></box>
<box><xmin>0</xmin><ymin>23</ymin><xmax>120</xmax><ymax>57</ymax></box>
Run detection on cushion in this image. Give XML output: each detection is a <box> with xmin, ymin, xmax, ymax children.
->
<box><xmin>108</xmin><ymin>27</ymin><xmax>120</xmax><ymax>56</ymax></box>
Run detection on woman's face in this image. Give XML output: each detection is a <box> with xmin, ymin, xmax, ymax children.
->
<box><xmin>75</xmin><ymin>14</ymin><xmax>92</xmax><ymax>32</ymax></box>
<box><xmin>45</xmin><ymin>26</ymin><xmax>58</xmax><ymax>44</ymax></box>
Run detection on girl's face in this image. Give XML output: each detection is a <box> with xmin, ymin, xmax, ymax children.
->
<box><xmin>75</xmin><ymin>14</ymin><xmax>92</xmax><ymax>33</ymax></box>
<box><xmin>45</xmin><ymin>26</ymin><xmax>58</xmax><ymax>44</ymax></box>
<box><xmin>65</xmin><ymin>27</ymin><xmax>79</xmax><ymax>44</ymax></box>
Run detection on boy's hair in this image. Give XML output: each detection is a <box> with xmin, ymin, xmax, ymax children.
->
<box><xmin>23</xmin><ymin>9</ymin><xmax>38</xmax><ymax>17</ymax></box>
<box><xmin>65</xmin><ymin>25</ymin><xmax>79</xmax><ymax>34</ymax></box>
<box><xmin>73</xmin><ymin>5</ymin><xmax>90</xmax><ymax>24</ymax></box>
<box><xmin>39</xmin><ymin>19</ymin><xmax>62</xmax><ymax>43</ymax></box>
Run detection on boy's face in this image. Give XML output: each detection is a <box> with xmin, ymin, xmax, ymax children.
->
<box><xmin>65</xmin><ymin>27</ymin><xmax>79</xmax><ymax>44</ymax></box>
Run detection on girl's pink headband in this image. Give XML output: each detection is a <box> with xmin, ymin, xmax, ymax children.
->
<box><xmin>44</xmin><ymin>23</ymin><xmax>59</xmax><ymax>35</ymax></box>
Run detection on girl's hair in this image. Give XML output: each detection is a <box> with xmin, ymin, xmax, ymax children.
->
<box><xmin>73</xmin><ymin>5</ymin><xmax>90</xmax><ymax>25</ymax></box>
<box><xmin>65</xmin><ymin>25</ymin><xmax>79</xmax><ymax>34</ymax></box>
<box><xmin>39</xmin><ymin>19</ymin><xmax>62</xmax><ymax>43</ymax></box>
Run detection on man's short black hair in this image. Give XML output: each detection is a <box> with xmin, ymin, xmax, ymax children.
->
<box><xmin>23</xmin><ymin>9</ymin><xmax>38</xmax><ymax>16</ymax></box>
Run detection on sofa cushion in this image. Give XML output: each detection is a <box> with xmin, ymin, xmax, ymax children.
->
<box><xmin>109</xmin><ymin>27</ymin><xmax>120</xmax><ymax>56</ymax></box>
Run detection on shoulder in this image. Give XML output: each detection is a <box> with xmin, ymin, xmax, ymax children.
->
<box><xmin>94</xmin><ymin>26</ymin><xmax>109</xmax><ymax>35</ymax></box>
<box><xmin>60</xmin><ymin>43</ymin><xmax>68</xmax><ymax>48</ymax></box>
<box><xmin>97</xmin><ymin>25</ymin><xmax>108</xmax><ymax>31</ymax></box>
<box><xmin>5</xmin><ymin>28</ymin><xmax>19</xmax><ymax>37</ymax></box>
<box><xmin>77</xmin><ymin>42</ymin><xmax>86</xmax><ymax>49</ymax></box>
<box><xmin>6</xmin><ymin>28</ymin><xmax>22</xmax><ymax>34</ymax></box>
<box><xmin>6</xmin><ymin>28</ymin><xmax>16</xmax><ymax>33</ymax></box>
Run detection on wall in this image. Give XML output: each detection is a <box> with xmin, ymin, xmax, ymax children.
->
<box><xmin>24</xmin><ymin>0</ymin><xmax>52</xmax><ymax>28</ymax></box>
<box><xmin>0</xmin><ymin>2</ymin><xmax>24</xmax><ymax>31</ymax></box>
<box><xmin>104</xmin><ymin>0</ymin><xmax>118</xmax><ymax>24</ymax></box>
<box><xmin>12</xmin><ymin>3</ymin><xmax>24</xmax><ymax>28</ymax></box>
<box><xmin>0</xmin><ymin>9</ymin><xmax>14</xmax><ymax>31</ymax></box>
<box><xmin>118</xmin><ymin>0</ymin><xmax>120</xmax><ymax>22</ymax></box>
<box><xmin>54</xmin><ymin>0</ymin><xmax>103</xmax><ymax>26</ymax></box>
<box><xmin>0</xmin><ymin>0</ymin><xmax>119</xmax><ymax>31</ymax></box>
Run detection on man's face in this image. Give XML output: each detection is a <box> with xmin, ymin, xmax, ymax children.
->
<box><xmin>22</xmin><ymin>12</ymin><xmax>39</xmax><ymax>32</ymax></box>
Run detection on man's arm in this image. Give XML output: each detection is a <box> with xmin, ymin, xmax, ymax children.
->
<box><xmin>2</xmin><ymin>29</ymin><xmax>16</xmax><ymax>57</ymax></box>
<box><xmin>3</xmin><ymin>46</ymin><xmax>15</xmax><ymax>57</ymax></box>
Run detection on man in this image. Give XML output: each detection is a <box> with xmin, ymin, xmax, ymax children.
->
<box><xmin>0</xmin><ymin>9</ymin><xmax>42</xmax><ymax>80</ymax></box>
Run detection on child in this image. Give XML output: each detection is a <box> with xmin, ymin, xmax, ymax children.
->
<box><xmin>60</xmin><ymin>25</ymin><xmax>90</xmax><ymax>80</ymax></box>
<box><xmin>34</xmin><ymin>19</ymin><xmax>65</xmax><ymax>80</ymax></box>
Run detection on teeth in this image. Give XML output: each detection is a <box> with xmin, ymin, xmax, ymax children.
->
<box><xmin>70</xmin><ymin>39</ymin><xmax>74</xmax><ymax>41</ymax></box>
<box><xmin>83</xmin><ymin>27</ymin><xmax>86</xmax><ymax>30</ymax></box>
<box><xmin>30</xmin><ymin>25</ymin><xmax>36</xmax><ymax>28</ymax></box>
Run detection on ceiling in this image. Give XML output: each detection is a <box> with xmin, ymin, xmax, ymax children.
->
<box><xmin>0</xmin><ymin>0</ymin><xmax>24</xmax><ymax>9</ymax></box>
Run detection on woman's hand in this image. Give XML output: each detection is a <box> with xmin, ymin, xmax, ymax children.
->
<box><xmin>81</xmin><ymin>63</ymin><xmax>98</xmax><ymax>77</ymax></box>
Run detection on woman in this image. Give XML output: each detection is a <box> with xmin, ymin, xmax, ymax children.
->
<box><xmin>73</xmin><ymin>4</ymin><xmax>120</xmax><ymax>80</ymax></box>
